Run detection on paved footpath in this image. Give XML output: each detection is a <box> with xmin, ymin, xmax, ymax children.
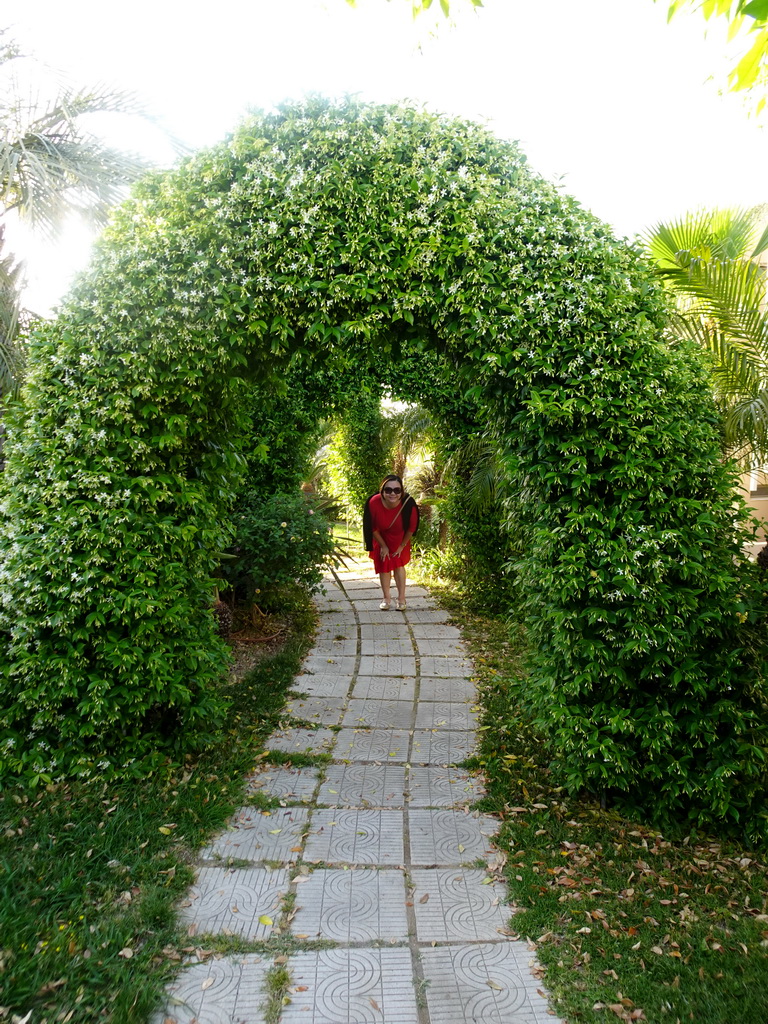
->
<box><xmin>152</xmin><ymin>560</ymin><xmax>562</xmax><ymax>1024</ymax></box>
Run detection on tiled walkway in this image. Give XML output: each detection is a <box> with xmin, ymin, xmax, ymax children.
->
<box><xmin>152</xmin><ymin>560</ymin><xmax>561</xmax><ymax>1023</ymax></box>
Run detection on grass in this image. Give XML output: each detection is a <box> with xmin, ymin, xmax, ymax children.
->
<box><xmin>409</xmin><ymin>557</ymin><xmax>768</xmax><ymax>1024</ymax></box>
<box><xmin>330</xmin><ymin>520</ymin><xmax>365</xmax><ymax>564</ymax></box>
<box><xmin>0</xmin><ymin>589</ymin><xmax>317</xmax><ymax>1024</ymax></box>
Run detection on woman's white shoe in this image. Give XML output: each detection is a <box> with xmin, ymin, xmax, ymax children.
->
<box><xmin>379</xmin><ymin>600</ymin><xmax>391</xmax><ymax>610</ymax></box>
<box><xmin>395</xmin><ymin>600</ymin><xmax>406</xmax><ymax>611</ymax></box>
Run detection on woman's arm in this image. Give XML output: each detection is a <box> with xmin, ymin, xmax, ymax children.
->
<box><xmin>373</xmin><ymin>529</ymin><xmax>390</xmax><ymax>559</ymax></box>
<box><xmin>394</xmin><ymin>529</ymin><xmax>413</xmax><ymax>557</ymax></box>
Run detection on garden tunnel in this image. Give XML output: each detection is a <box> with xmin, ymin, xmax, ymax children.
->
<box><xmin>0</xmin><ymin>98</ymin><xmax>764</xmax><ymax>833</ymax></box>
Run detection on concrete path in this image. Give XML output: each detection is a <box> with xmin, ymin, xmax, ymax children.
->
<box><xmin>152</xmin><ymin>560</ymin><xmax>561</xmax><ymax>1024</ymax></box>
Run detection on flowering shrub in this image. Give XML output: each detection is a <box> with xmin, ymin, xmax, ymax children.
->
<box><xmin>0</xmin><ymin>97</ymin><xmax>764</xmax><ymax>836</ymax></box>
<box><xmin>223</xmin><ymin>491</ymin><xmax>335</xmax><ymax>602</ymax></box>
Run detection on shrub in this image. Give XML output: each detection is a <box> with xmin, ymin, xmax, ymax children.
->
<box><xmin>222</xmin><ymin>491</ymin><xmax>335</xmax><ymax>603</ymax></box>
<box><xmin>0</xmin><ymin>97</ymin><xmax>764</xmax><ymax>840</ymax></box>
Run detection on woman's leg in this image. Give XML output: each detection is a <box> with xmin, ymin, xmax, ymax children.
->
<box><xmin>393</xmin><ymin>566</ymin><xmax>407</xmax><ymax>606</ymax></box>
<box><xmin>379</xmin><ymin>571</ymin><xmax>392</xmax><ymax>608</ymax></box>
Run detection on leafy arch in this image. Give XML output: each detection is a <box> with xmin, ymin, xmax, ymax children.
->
<box><xmin>0</xmin><ymin>99</ymin><xmax>764</xmax><ymax>832</ymax></box>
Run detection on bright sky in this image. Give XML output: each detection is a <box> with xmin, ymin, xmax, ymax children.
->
<box><xmin>9</xmin><ymin>0</ymin><xmax>768</xmax><ymax>311</ymax></box>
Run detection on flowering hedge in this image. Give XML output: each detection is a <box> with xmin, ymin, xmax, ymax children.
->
<box><xmin>0</xmin><ymin>98</ymin><xmax>764</xmax><ymax>836</ymax></box>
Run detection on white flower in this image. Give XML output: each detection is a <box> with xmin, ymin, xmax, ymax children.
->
<box><xmin>280</xmin><ymin>522</ymin><xmax>287</xmax><ymax>528</ymax></box>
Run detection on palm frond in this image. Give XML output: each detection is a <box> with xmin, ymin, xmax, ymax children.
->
<box><xmin>644</xmin><ymin>207</ymin><xmax>768</xmax><ymax>468</ymax></box>
<box><xmin>0</xmin><ymin>87</ymin><xmax>152</xmax><ymax>233</ymax></box>
<box><xmin>723</xmin><ymin>391</ymin><xmax>768</xmax><ymax>465</ymax></box>
<box><xmin>0</xmin><ymin>40</ymin><xmax>187</xmax><ymax>237</ymax></box>
<box><xmin>642</xmin><ymin>206</ymin><xmax>763</xmax><ymax>271</ymax></box>
<box><xmin>445</xmin><ymin>434</ymin><xmax>504</xmax><ymax>510</ymax></box>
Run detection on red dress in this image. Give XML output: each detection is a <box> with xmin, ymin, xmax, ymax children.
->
<box><xmin>367</xmin><ymin>493</ymin><xmax>419</xmax><ymax>574</ymax></box>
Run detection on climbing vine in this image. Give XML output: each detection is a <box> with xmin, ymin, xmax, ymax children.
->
<box><xmin>0</xmin><ymin>98</ymin><xmax>765</xmax><ymax>838</ymax></box>
<box><xmin>325</xmin><ymin>386</ymin><xmax>388</xmax><ymax>523</ymax></box>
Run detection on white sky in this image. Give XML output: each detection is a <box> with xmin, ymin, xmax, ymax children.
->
<box><xmin>8</xmin><ymin>0</ymin><xmax>768</xmax><ymax>311</ymax></box>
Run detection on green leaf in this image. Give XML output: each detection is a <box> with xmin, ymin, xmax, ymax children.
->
<box><xmin>742</xmin><ymin>0</ymin><xmax>768</xmax><ymax>20</ymax></box>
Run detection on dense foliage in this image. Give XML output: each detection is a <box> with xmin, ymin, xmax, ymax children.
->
<box><xmin>0</xmin><ymin>98</ymin><xmax>764</xmax><ymax>837</ymax></box>
<box><xmin>223</xmin><ymin>490</ymin><xmax>335</xmax><ymax>603</ymax></box>
<box><xmin>324</xmin><ymin>386</ymin><xmax>388</xmax><ymax>522</ymax></box>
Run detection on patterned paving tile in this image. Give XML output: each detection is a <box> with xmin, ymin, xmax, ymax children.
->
<box><xmin>334</xmin><ymin>727</ymin><xmax>411</xmax><ymax>763</ymax></box>
<box><xmin>300</xmin><ymin>655</ymin><xmax>357</xmax><ymax>676</ymax></box>
<box><xmin>397</xmin><ymin>594</ymin><xmax>433</xmax><ymax>608</ymax></box>
<box><xmin>291</xmin><ymin>868</ymin><xmax>408</xmax><ymax>941</ymax></box>
<box><xmin>267</xmin><ymin>728</ymin><xmax>337</xmax><ymax>754</ymax></box>
<box><xmin>313</xmin><ymin>596</ymin><xmax>348</xmax><ymax>612</ymax></box>
<box><xmin>342</xmin><ymin>698</ymin><xmax>413</xmax><ymax>729</ymax></box>
<box><xmin>314</xmin><ymin>622</ymin><xmax>354</xmax><ymax>639</ymax></box>
<box><xmin>410</xmin><ymin>730</ymin><xmax>476</xmax><ymax>765</ymax></box>
<box><xmin>246</xmin><ymin>766</ymin><xmax>320</xmax><ymax>804</ymax></box>
<box><xmin>351</xmin><ymin>676</ymin><xmax>416</xmax><ymax>701</ymax></box>
<box><xmin>359</xmin><ymin>623</ymin><xmax>411</xmax><ymax>639</ymax></box>
<box><xmin>150</xmin><ymin>954</ymin><xmax>270</xmax><ymax>1024</ymax></box>
<box><xmin>312</xmin><ymin>611</ymin><xmax>350</xmax><ymax>627</ymax></box>
<box><xmin>340</xmin><ymin>590</ymin><xmax>381</xmax><ymax>603</ymax></box>
<box><xmin>408</xmin><ymin>766</ymin><xmax>486</xmax><ymax>807</ymax></box>
<box><xmin>338</xmin><ymin>577</ymin><xmax>379</xmax><ymax>591</ymax></box>
<box><xmin>401</xmin><ymin>608</ymin><xmax>452</xmax><ymax>624</ymax></box>
<box><xmin>316</xmin><ymin>764</ymin><xmax>407</xmax><ymax>808</ymax></box>
<box><xmin>357</xmin><ymin>655</ymin><xmax>416</xmax><ymax>676</ymax></box>
<box><xmin>356</xmin><ymin>609</ymin><xmax>408</xmax><ymax>625</ymax></box>
<box><xmin>414</xmin><ymin>638</ymin><xmax>467</xmax><ymax>658</ymax></box>
<box><xmin>414</xmin><ymin>701</ymin><xmax>479</xmax><ymax>731</ymax></box>
<box><xmin>201</xmin><ymin>807</ymin><xmax>309</xmax><ymax>864</ymax></box>
<box><xmin>419</xmin><ymin>676</ymin><xmax>476</xmax><ymax>702</ymax></box>
<box><xmin>295</xmin><ymin>674</ymin><xmax>353</xmax><ymax>698</ymax></box>
<box><xmin>410</xmin><ymin>869</ymin><xmax>511</xmax><ymax>941</ymax></box>
<box><xmin>410</xmin><ymin>623</ymin><xmax>462</xmax><ymax>640</ymax></box>
<box><xmin>180</xmin><ymin>867</ymin><xmax>289</xmax><ymax>938</ymax></box>
<box><xmin>418</xmin><ymin>655</ymin><xmax>474</xmax><ymax>677</ymax></box>
<box><xmin>304</xmin><ymin>809</ymin><xmax>404</xmax><ymax>864</ymax></box>
<box><xmin>408</xmin><ymin>809</ymin><xmax>498</xmax><ymax>865</ymax></box>
<box><xmin>310</xmin><ymin>637</ymin><xmax>358</xmax><ymax>657</ymax></box>
<box><xmin>362</xmin><ymin>637</ymin><xmax>415</xmax><ymax>658</ymax></box>
<box><xmin>420</xmin><ymin>944</ymin><xmax>553</xmax><ymax>1023</ymax></box>
<box><xmin>281</xmin><ymin>949</ymin><xmax>419</xmax><ymax>1024</ymax></box>
<box><xmin>284</xmin><ymin>696</ymin><xmax>347</xmax><ymax>725</ymax></box>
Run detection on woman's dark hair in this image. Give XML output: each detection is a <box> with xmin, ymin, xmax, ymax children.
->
<box><xmin>379</xmin><ymin>474</ymin><xmax>405</xmax><ymax>496</ymax></box>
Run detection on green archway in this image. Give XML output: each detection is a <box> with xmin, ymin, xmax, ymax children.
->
<box><xmin>0</xmin><ymin>99</ymin><xmax>763</xmax><ymax>828</ymax></box>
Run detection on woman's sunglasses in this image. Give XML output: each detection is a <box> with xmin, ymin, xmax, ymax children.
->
<box><xmin>383</xmin><ymin>486</ymin><xmax>402</xmax><ymax>494</ymax></box>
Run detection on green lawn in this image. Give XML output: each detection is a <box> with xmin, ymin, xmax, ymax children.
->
<box><xmin>330</xmin><ymin>520</ymin><xmax>364</xmax><ymax>554</ymax></box>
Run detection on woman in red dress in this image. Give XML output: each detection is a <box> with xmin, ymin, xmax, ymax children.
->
<box><xmin>363</xmin><ymin>474</ymin><xmax>419</xmax><ymax>611</ymax></box>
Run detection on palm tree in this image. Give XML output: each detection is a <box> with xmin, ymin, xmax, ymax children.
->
<box><xmin>0</xmin><ymin>226</ymin><xmax>27</xmax><ymax>406</ymax></box>
<box><xmin>381</xmin><ymin>402</ymin><xmax>435</xmax><ymax>479</ymax></box>
<box><xmin>0</xmin><ymin>32</ymin><xmax>151</xmax><ymax>234</ymax></box>
<box><xmin>0</xmin><ymin>29</ymin><xmax>164</xmax><ymax>408</ymax></box>
<box><xmin>642</xmin><ymin>206</ymin><xmax>768</xmax><ymax>467</ymax></box>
